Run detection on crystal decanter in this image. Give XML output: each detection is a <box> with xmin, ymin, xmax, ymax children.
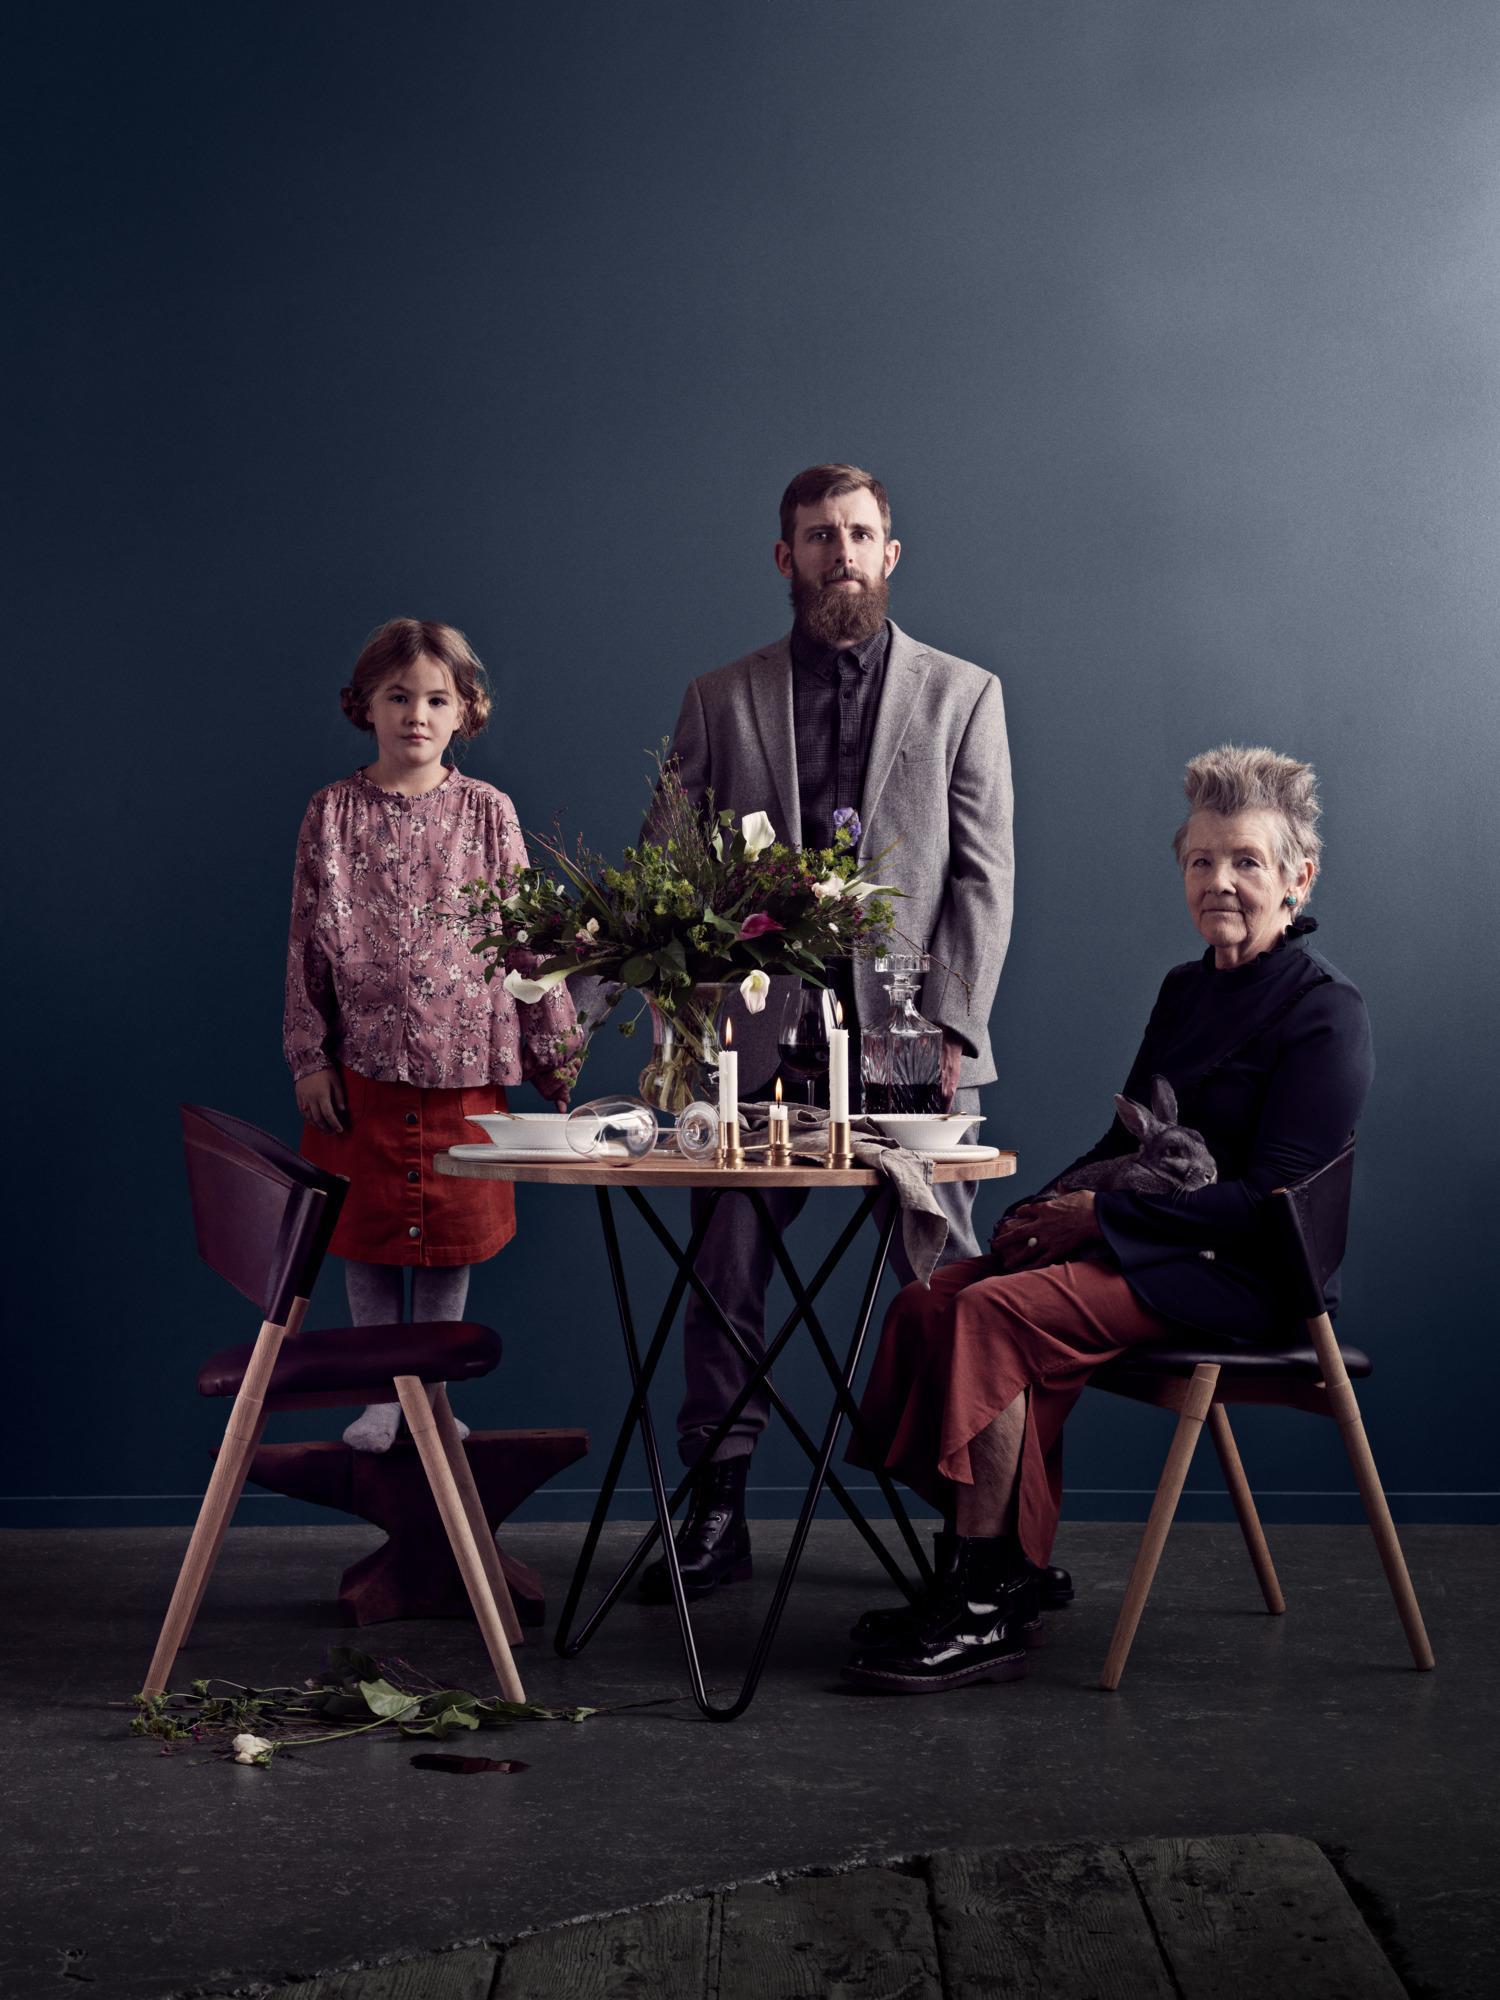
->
<box><xmin>860</xmin><ymin>953</ymin><xmax>945</xmax><ymax>1114</ymax></box>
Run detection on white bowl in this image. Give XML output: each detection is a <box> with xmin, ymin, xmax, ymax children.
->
<box><xmin>465</xmin><ymin>1112</ymin><xmax>592</xmax><ymax>1155</ymax></box>
<box><xmin>865</xmin><ymin>1112</ymin><xmax>984</xmax><ymax>1153</ymax></box>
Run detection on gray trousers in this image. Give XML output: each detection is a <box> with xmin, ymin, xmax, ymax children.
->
<box><xmin>676</xmin><ymin>1090</ymin><xmax>985</xmax><ymax>1464</ymax></box>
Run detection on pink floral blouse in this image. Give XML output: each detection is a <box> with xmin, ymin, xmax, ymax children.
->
<box><xmin>284</xmin><ymin>768</ymin><xmax>579</xmax><ymax>1098</ymax></box>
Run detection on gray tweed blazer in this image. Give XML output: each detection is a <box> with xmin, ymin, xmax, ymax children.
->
<box><xmin>661</xmin><ymin>621</ymin><xmax>1014</xmax><ymax>1089</ymax></box>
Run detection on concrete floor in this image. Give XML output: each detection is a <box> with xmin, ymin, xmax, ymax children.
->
<box><xmin>0</xmin><ymin>1521</ymin><xmax>1493</xmax><ymax>2000</ymax></box>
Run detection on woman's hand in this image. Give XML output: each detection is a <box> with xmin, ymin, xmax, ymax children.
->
<box><xmin>990</xmin><ymin>1192</ymin><xmax>1100</xmax><ymax>1272</ymax></box>
<box><xmin>295</xmin><ymin>1069</ymin><xmax>346</xmax><ymax>1135</ymax></box>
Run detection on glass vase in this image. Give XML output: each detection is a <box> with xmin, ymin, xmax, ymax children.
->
<box><xmin>637</xmin><ymin>984</ymin><xmax>730</xmax><ymax>1115</ymax></box>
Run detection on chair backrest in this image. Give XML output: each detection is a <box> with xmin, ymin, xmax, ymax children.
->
<box><xmin>180</xmin><ymin>1105</ymin><xmax>348</xmax><ymax>1326</ymax></box>
<box><xmin>1268</xmin><ymin>1141</ymin><xmax>1355</xmax><ymax>1319</ymax></box>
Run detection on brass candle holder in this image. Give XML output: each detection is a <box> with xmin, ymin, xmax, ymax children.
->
<box><xmin>826</xmin><ymin>1117</ymin><xmax>854</xmax><ymax>1170</ymax></box>
<box><xmin>717</xmin><ymin>1119</ymin><xmax>746</xmax><ymax>1170</ymax></box>
<box><xmin>766</xmin><ymin>1121</ymin><xmax>792</xmax><ymax>1170</ymax></box>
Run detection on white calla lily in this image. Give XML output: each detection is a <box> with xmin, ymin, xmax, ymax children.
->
<box><xmin>848</xmin><ymin>878</ymin><xmax>896</xmax><ymax>902</ymax></box>
<box><xmin>503</xmin><ymin>967</ymin><xmax>570</xmax><ymax>1004</ymax></box>
<box><xmin>739</xmin><ymin>969</ymin><xmax>771</xmax><ymax>1013</ymax></box>
<box><xmin>739</xmin><ymin>811</ymin><xmax>775</xmax><ymax>856</ymax></box>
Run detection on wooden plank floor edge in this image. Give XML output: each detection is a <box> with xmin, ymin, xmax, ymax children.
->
<box><xmin>252</xmin><ymin>1836</ymin><xmax>1407</xmax><ymax>2000</ymax></box>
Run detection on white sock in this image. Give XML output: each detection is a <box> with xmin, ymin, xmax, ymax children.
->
<box><xmin>342</xmin><ymin>1402</ymin><xmax>402</xmax><ymax>1454</ymax></box>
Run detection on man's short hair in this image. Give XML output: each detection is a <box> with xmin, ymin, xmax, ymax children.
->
<box><xmin>778</xmin><ymin>463</ymin><xmax>892</xmax><ymax>545</ymax></box>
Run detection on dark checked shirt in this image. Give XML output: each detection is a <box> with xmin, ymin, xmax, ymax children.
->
<box><xmin>788</xmin><ymin>619</ymin><xmax>890</xmax><ymax>852</ymax></box>
<box><xmin>785</xmin><ymin>619</ymin><xmax>890</xmax><ymax>1076</ymax></box>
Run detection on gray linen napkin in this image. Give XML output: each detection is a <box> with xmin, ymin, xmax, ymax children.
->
<box><xmin>736</xmin><ymin>1101</ymin><xmax>950</xmax><ymax>1285</ymax></box>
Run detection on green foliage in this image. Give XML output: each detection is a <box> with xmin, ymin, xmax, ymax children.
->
<box><xmin>459</xmin><ymin>749</ymin><xmax>900</xmax><ymax>1052</ymax></box>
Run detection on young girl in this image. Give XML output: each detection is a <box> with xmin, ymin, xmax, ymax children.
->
<box><xmin>284</xmin><ymin>618</ymin><xmax>580</xmax><ymax>1452</ymax></box>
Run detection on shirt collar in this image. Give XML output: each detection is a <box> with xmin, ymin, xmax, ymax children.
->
<box><xmin>790</xmin><ymin>619</ymin><xmax>889</xmax><ymax>684</ymax></box>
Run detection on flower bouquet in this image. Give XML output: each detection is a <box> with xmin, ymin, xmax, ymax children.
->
<box><xmin>462</xmin><ymin>761</ymin><xmax>898</xmax><ymax>1111</ymax></box>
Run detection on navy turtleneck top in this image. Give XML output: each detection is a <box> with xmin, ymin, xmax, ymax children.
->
<box><xmin>1039</xmin><ymin>919</ymin><xmax>1374</xmax><ymax>1341</ymax></box>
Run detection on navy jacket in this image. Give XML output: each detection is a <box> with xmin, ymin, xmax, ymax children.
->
<box><xmin>1036</xmin><ymin>922</ymin><xmax>1374</xmax><ymax>1342</ymax></box>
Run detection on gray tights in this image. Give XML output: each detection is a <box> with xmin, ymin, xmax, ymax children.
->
<box><xmin>341</xmin><ymin>1261</ymin><xmax>472</xmax><ymax>1453</ymax></box>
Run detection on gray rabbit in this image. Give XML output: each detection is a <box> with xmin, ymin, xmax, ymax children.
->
<box><xmin>1052</xmin><ymin>1076</ymin><xmax>1218</xmax><ymax>1197</ymax></box>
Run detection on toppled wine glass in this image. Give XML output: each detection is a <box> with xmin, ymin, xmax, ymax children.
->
<box><xmin>674</xmin><ymin>1100</ymin><xmax>721</xmax><ymax>1163</ymax></box>
<box><xmin>564</xmin><ymin>1096</ymin><xmax>659</xmax><ymax>1159</ymax></box>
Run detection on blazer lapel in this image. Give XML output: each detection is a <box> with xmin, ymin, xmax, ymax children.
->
<box><xmin>745</xmin><ymin>640</ymin><xmax>801</xmax><ymax>846</ymax></box>
<box><xmin>861</xmin><ymin>622</ymin><xmax>931</xmax><ymax>832</ymax></box>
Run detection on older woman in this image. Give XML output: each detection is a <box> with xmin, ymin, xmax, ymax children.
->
<box><xmin>843</xmin><ymin>745</ymin><xmax>1374</xmax><ymax>1694</ymax></box>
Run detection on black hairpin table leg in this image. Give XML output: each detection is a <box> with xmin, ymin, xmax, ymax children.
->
<box><xmin>557</xmin><ymin>1182</ymin><xmax>925</xmax><ymax>1721</ymax></box>
<box><xmin>552</xmin><ymin>1189</ymin><xmax>721</xmax><ymax>1667</ymax></box>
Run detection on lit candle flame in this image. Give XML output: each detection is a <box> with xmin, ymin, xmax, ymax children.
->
<box><xmin>834</xmin><ymin>1000</ymin><xmax>844</xmax><ymax>1027</ymax></box>
<box><xmin>724</xmin><ymin>1019</ymin><xmax>733</xmax><ymax>1046</ymax></box>
<box><xmin>774</xmin><ymin>1076</ymin><xmax>783</xmax><ymax>1104</ymax></box>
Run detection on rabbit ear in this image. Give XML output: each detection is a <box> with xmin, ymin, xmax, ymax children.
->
<box><xmin>1150</xmin><ymin>1075</ymin><xmax>1178</xmax><ymax>1125</ymax></box>
<box><xmin>1115</xmin><ymin>1094</ymin><xmax>1158</xmax><ymax>1141</ymax></box>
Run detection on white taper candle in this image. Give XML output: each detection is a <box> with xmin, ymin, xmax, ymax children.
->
<box><xmin>829</xmin><ymin>1002</ymin><xmax>849</xmax><ymax>1123</ymax></box>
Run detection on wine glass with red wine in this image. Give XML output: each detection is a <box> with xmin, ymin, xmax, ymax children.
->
<box><xmin>778</xmin><ymin>981</ymin><xmax>836</xmax><ymax>1106</ymax></box>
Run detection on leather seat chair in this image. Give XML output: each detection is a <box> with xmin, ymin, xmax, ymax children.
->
<box><xmin>141</xmin><ymin>1105</ymin><xmax>525</xmax><ymax>1701</ymax></box>
<box><xmin>1088</xmin><ymin>1145</ymin><xmax>1434</xmax><ymax>1689</ymax></box>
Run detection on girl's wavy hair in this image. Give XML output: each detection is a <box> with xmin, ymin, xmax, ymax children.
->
<box><xmin>1172</xmin><ymin>744</ymin><xmax>1323</xmax><ymax>904</ymax></box>
<box><xmin>340</xmin><ymin>619</ymin><xmax>492</xmax><ymax>739</ymax></box>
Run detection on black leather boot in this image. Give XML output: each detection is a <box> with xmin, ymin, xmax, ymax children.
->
<box><xmin>639</xmin><ymin>1456</ymin><xmax>752</xmax><ymax>1601</ymax></box>
<box><xmin>841</xmin><ymin>1535</ymin><xmax>1037</xmax><ymax>1694</ymax></box>
<box><xmin>850</xmin><ymin>1534</ymin><xmax>1071</xmax><ymax>1646</ymax></box>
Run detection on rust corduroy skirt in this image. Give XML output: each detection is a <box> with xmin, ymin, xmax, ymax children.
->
<box><xmin>848</xmin><ymin>1255</ymin><xmax>1170</xmax><ymax>1568</ymax></box>
<box><xmin>300</xmin><ymin>1063</ymin><xmax>517</xmax><ymax>1267</ymax></box>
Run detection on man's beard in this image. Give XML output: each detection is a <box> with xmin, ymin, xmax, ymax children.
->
<box><xmin>790</xmin><ymin>568</ymin><xmax>890</xmax><ymax>648</ymax></box>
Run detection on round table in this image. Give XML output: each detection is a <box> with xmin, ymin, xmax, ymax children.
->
<box><xmin>437</xmin><ymin>1144</ymin><xmax>1016</xmax><ymax>1720</ymax></box>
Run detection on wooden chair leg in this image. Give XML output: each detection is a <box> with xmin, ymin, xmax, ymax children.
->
<box><xmin>1307</xmin><ymin>1313</ymin><xmax>1435</xmax><ymax>1670</ymax></box>
<box><xmin>1208</xmin><ymin>1403</ymin><xmax>1286</xmax><ymax>1615</ymax></box>
<box><xmin>430</xmin><ymin>1385</ymin><xmax>524</xmax><ymax>1648</ymax></box>
<box><xmin>142</xmin><ymin>1305</ymin><xmax>301</xmax><ymax>1696</ymax></box>
<box><xmin>394</xmin><ymin>1375</ymin><xmax>527</xmax><ymax>1703</ymax></box>
<box><xmin>1100</xmin><ymin>1363</ymin><xmax>1220</xmax><ymax>1692</ymax></box>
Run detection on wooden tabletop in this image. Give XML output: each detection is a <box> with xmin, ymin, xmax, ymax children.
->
<box><xmin>434</xmin><ymin>1148</ymin><xmax>1016</xmax><ymax>1191</ymax></box>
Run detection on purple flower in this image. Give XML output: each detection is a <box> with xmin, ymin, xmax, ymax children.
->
<box><xmin>737</xmin><ymin>912</ymin><xmax>784</xmax><ymax>941</ymax></box>
<box><xmin>833</xmin><ymin>807</ymin><xmax>861</xmax><ymax>845</ymax></box>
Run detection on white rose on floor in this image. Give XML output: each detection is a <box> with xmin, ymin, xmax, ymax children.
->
<box><xmin>231</xmin><ymin>1733</ymin><xmax>275</xmax><ymax>1766</ymax></box>
<box><xmin>812</xmin><ymin>874</ymin><xmax>844</xmax><ymax>901</ymax></box>
<box><xmin>739</xmin><ymin>969</ymin><xmax>771</xmax><ymax>1013</ymax></box>
<box><xmin>503</xmin><ymin>968</ymin><xmax>569</xmax><ymax>1004</ymax></box>
<box><xmin>739</xmin><ymin>811</ymin><xmax>775</xmax><ymax>856</ymax></box>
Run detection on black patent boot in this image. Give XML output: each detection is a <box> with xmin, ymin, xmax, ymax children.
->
<box><xmin>841</xmin><ymin>1535</ymin><xmax>1037</xmax><ymax>1694</ymax></box>
<box><xmin>849</xmin><ymin>1530</ymin><xmax>958</xmax><ymax>1644</ymax></box>
<box><xmin>639</xmin><ymin>1456</ymin><xmax>752</xmax><ymax>1602</ymax></box>
<box><xmin>850</xmin><ymin>1534</ymin><xmax>1068</xmax><ymax>1648</ymax></box>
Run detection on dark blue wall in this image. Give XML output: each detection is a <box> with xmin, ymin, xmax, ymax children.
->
<box><xmin>9</xmin><ymin>2</ymin><xmax>1497</xmax><ymax>1528</ymax></box>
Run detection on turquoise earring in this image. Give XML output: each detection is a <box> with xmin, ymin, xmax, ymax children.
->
<box><xmin>1284</xmin><ymin>893</ymin><xmax>1299</xmax><ymax>909</ymax></box>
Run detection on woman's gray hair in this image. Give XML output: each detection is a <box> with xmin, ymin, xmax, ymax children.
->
<box><xmin>1171</xmin><ymin>745</ymin><xmax>1323</xmax><ymax>898</ymax></box>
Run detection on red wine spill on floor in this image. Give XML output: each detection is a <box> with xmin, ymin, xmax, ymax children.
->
<box><xmin>409</xmin><ymin>1754</ymin><xmax>529</xmax><ymax>1776</ymax></box>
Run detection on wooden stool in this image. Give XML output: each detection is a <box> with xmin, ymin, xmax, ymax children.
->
<box><xmin>246</xmin><ymin>1428</ymin><xmax>589</xmax><ymax>1626</ymax></box>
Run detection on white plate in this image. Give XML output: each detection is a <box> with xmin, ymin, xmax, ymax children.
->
<box><xmin>907</xmin><ymin>1143</ymin><xmax>1001</xmax><ymax>1162</ymax></box>
<box><xmin>447</xmin><ymin>1142</ymin><xmax>630</xmax><ymax>1163</ymax></box>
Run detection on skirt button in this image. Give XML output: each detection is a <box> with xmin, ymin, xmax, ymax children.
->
<box><xmin>405</xmin><ymin>1112</ymin><xmax>418</xmax><ymax>1127</ymax></box>
<box><xmin>408</xmin><ymin>1225</ymin><xmax>421</xmax><ymax>1239</ymax></box>
<box><xmin>407</xmin><ymin>1169</ymin><xmax>420</xmax><ymax>1183</ymax></box>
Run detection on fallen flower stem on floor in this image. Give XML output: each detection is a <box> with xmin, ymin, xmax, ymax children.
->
<box><xmin>125</xmin><ymin>1646</ymin><xmax>597</xmax><ymax>1766</ymax></box>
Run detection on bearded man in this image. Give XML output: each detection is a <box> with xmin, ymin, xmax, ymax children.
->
<box><xmin>641</xmin><ymin>462</ymin><xmax>1017</xmax><ymax>1602</ymax></box>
